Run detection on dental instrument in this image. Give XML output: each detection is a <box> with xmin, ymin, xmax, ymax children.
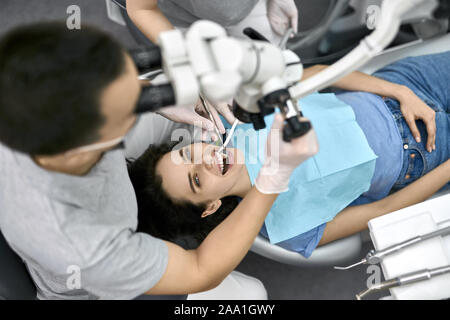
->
<box><xmin>279</xmin><ymin>28</ymin><xmax>294</xmax><ymax>50</ymax></box>
<box><xmin>199</xmin><ymin>94</ymin><xmax>224</xmax><ymax>146</ymax></box>
<box><xmin>217</xmin><ymin>119</ymin><xmax>239</xmax><ymax>154</ymax></box>
<box><xmin>355</xmin><ymin>265</ymin><xmax>450</xmax><ymax>300</ymax></box>
<box><xmin>199</xmin><ymin>94</ymin><xmax>234</xmax><ymax>174</ymax></box>
<box><xmin>334</xmin><ymin>225</ymin><xmax>450</xmax><ymax>270</ymax></box>
<box><xmin>213</xmin><ymin>118</ymin><xmax>239</xmax><ymax>174</ymax></box>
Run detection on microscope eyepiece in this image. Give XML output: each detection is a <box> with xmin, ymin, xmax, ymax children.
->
<box><xmin>135</xmin><ymin>83</ymin><xmax>176</xmax><ymax>114</ymax></box>
<box><xmin>129</xmin><ymin>46</ymin><xmax>163</xmax><ymax>74</ymax></box>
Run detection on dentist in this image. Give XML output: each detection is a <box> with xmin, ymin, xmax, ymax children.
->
<box><xmin>0</xmin><ymin>23</ymin><xmax>317</xmax><ymax>300</ymax></box>
<box><xmin>126</xmin><ymin>0</ymin><xmax>298</xmax><ymax>44</ymax></box>
<box><xmin>124</xmin><ymin>0</ymin><xmax>299</xmax><ymax>147</ymax></box>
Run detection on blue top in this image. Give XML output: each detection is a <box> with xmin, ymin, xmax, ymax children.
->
<box><xmin>225</xmin><ymin>91</ymin><xmax>402</xmax><ymax>258</ymax></box>
<box><xmin>336</xmin><ymin>92</ymin><xmax>403</xmax><ymax>205</ymax></box>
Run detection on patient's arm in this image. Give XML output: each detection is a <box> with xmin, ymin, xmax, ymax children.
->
<box><xmin>303</xmin><ymin>64</ymin><xmax>408</xmax><ymax>100</ymax></box>
<box><xmin>302</xmin><ymin>65</ymin><xmax>437</xmax><ymax>152</ymax></box>
<box><xmin>318</xmin><ymin>160</ymin><xmax>450</xmax><ymax>246</ymax></box>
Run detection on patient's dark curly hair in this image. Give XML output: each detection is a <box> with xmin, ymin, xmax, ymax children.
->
<box><xmin>127</xmin><ymin>143</ymin><xmax>241</xmax><ymax>249</ymax></box>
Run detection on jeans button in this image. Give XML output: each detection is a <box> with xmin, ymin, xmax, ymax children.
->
<box><xmin>410</xmin><ymin>153</ymin><xmax>416</xmax><ymax>159</ymax></box>
<box><xmin>405</xmin><ymin>174</ymin><xmax>411</xmax><ymax>179</ymax></box>
<box><xmin>403</xmin><ymin>144</ymin><xmax>409</xmax><ymax>150</ymax></box>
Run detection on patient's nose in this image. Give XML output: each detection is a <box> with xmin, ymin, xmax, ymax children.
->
<box><xmin>202</xmin><ymin>147</ymin><xmax>215</xmax><ymax>171</ymax></box>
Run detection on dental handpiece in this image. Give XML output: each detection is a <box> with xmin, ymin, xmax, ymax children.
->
<box><xmin>335</xmin><ymin>226</ymin><xmax>450</xmax><ymax>270</ymax></box>
<box><xmin>356</xmin><ymin>265</ymin><xmax>450</xmax><ymax>300</ymax></box>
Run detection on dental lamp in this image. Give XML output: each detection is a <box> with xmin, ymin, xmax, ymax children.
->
<box><xmin>133</xmin><ymin>0</ymin><xmax>449</xmax><ymax>142</ymax></box>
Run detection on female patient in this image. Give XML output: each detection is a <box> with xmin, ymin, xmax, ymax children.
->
<box><xmin>128</xmin><ymin>52</ymin><xmax>450</xmax><ymax>257</ymax></box>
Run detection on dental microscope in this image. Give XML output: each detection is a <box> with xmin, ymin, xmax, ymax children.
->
<box><xmin>132</xmin><ymin>0</ymin><xmax>450</xmax><ymax>142</ymax></box>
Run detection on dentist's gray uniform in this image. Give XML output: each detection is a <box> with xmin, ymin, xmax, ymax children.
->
<box><xmin>157</xmin><ymin>0</ymin><xmax>259</xmax><ymax>28</ymax></box>
<box><xmin>0</xmin><ymin>143</ymin><xmax>168</xmax><ymax>299</ymax></box>
<box><xmin>0</xmin><ymin>0</ymin><xmax>269</xmax><ymax>301</ymax></box>
<box><xmin>156</xmin><ymin>0</ymin><xmax>281</xmax><ymax>44</ymax></box>
<box><xmin>0</xmin><ymin>114</ymin><xmax>266</xmax><ymax>300</ymax></box>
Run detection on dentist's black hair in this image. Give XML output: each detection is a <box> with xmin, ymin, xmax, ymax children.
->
<box><xmin>0</xmin><ymin>22</ymin><xmax>126</xmax><ymax>155</ymax></box>
<box><xmin>127</xmin><ymin>143</ymin><xmax>240</xmax><ymax>249</ymax></box>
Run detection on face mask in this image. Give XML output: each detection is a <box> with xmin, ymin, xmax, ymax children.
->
<box><xmin>63</xmin><ymin>116</ymin><xmax>142</xmax><ymax>156</ymax></box>
<box><xmin>63</xmin><ymin>136</ymin><xmax>125</xmax><ymax>156</ymax></box>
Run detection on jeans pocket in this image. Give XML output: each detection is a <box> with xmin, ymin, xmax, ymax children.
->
<box><xmin>394</xmin><ymin>147</ymin><xmax>426</xmax><ymax>188</ymax></box>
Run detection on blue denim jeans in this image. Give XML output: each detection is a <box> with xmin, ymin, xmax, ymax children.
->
<box><xmin>373</xmin><ymin>52</ymin><xmax>450</xmax><ymax>190</ymax></box>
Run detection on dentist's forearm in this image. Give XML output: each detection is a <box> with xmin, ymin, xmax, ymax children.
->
<box><xmin>127</xmin><ymin>0</ymin><xmax>174</xmax><ymax>43</ymax></box>
<box><xmin>147</xmin><ymin>187</ymin><xmax>277</xmax><ymax>295</ymax></box>
<box><xmin>319</xmin><ymin>160</ymin><xmax>450</xmax><ymax>245</ymax></box>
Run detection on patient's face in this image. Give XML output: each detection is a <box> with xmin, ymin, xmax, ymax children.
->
<box><xmin>156</xmin><ymin>143</ymin><xmax>247</xmax><ymax>205</ymax></box>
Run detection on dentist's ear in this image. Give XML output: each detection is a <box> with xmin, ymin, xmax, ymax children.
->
<box><xmin>201</xmin><ymin>200</ymin><xmax>222</xmax><ymax>218</ymax></box>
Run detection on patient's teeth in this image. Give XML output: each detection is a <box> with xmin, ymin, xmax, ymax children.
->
<box><xmin>215</xmin><ymin>152</ymin><xmax>225</xmax><ymax>174</ymax></box>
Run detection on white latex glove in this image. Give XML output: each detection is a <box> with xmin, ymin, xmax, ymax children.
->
<box><xmin>157</xmin><ymin>98</ymin><xmax>236</xmax><ymax>142</ymax></box>
<box><xmin>210</xmin><ymin>100</ymin><xmax>238</xmax><ymax>127</ymax></box>
<box><xmin>200</xmin><ymin>98</ymin><xmax>238</xmax><ymax>134</ymax></box>
<box><xmin>255</xmin><ymin>114</ymin><xmax>319</xmax><ymax>194</ymax></box>
<box><xmin>267</xmin><ymin>0</ymin><xmax>299</xmax><ymax>36</ymax></box>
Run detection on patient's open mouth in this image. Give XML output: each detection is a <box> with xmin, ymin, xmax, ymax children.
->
<box><xmin>222</xmin><ymin>160</ymin><xmax>230</xmax><ymax>175</ymax></box>
<box><xmin>214</xmin><ymin>149</ymin><xmax>233</xmax><ymax>175</ymax></box>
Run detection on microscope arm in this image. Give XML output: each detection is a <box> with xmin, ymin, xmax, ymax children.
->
<box><xmin>289</xmin><ymin>0</ymin><xmax>439</xmax><ymax>100</ymax></box>
<box><xmin>134</xmin><ymin>0</ymin><xmax>446</xmax><ymax>138</ymax></box>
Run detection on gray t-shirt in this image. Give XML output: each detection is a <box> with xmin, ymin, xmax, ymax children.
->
<box><xmin>158</xmin><ymin>0</ymin><xmax>259</xmax><ymax>27</ymax></box>
<box><xmin>0</xmin><ymin>143</ymin><xmax>168</xmax><ymax>300</ymax></box>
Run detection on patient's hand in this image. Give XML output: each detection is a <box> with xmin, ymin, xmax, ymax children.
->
<box><xmin>317</xmin><ymin>69</ymin><xmax>437</xmax><ymax>153</ymax></box>
<box><xmin>397</xmin><ymin>86</ymin><xmax>436</xmax><ymax>153</ymax></box>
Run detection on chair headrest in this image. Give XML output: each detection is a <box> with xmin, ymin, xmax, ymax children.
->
<box><xmin>0</xmin><ymin>229</ymin><xmax>36</xmax><ymax>300</ymax></box>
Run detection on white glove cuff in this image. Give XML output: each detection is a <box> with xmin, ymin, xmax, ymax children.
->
<box><xmin>254</xmin><ymin>164</ymin><xmax>292</xmax><ymax>194</ymax></box>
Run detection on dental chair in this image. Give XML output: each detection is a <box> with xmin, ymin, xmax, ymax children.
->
<box><xmin>106</xmin><ymin>0</ymin><xmax>450</xmax><ymax>267</ymax></box>
<box><xmin>314</xmin><ymin>0</ymin><xmax>448</xmax><ymax>61</ymax></box>
<box><xmin>0</xmin><ymin>228</ymin><xmax>36</xmax><ymax>299</ymax></box>
<box><xmin>106</xmin><ymin>0</ymin><xmax>450</xmax><ymax>268</ymax></box>
<box><xmin>251</xmin><ymin>33</ymin><xmax>450</xmax><ymax>267</ymax></box>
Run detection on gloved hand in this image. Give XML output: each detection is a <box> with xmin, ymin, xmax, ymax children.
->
<box><xmin>255</xmin><ymin>114</ymin><xmax>318</xmax><ymax>194</ymax></box>
<box><xmin>267</xmin><ymin>0</ymin><xmax>299</xmax><ymax>36</ymax></box>
<box><xmin>157</xmin><ymin>98</ymin><xmax>237</xmax><ymax>142</ymax></box>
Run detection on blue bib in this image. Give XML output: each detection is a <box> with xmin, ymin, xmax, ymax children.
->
<box><xmin>228</xmin><ymin>93</ymin><xmax>377</xmax><ymax>244</ymax></box>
